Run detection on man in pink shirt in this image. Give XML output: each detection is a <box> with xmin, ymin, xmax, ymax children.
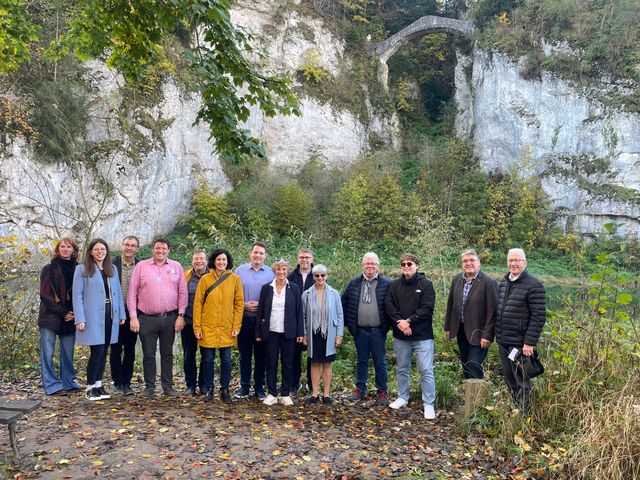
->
<box><xmin>128</xmin><ymin>238</ymin><xmax>188</xmax><ymax>397</ymax></box>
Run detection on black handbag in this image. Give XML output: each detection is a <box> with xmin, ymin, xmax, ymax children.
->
<box><xmin>517</xmin><ymin>350</ymin><xmax>545</xmax><ymax>378</ymax></box>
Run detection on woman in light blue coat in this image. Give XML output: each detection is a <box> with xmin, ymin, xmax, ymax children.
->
<box><xmin>301</xmin><ymin>264</ymin><xmax>344</xmax><ymax>404</ymax></box>
<box><xmin>73</xmin><ymin>238</ymin><xmax>126</xmax><ymax>401</ymax></box>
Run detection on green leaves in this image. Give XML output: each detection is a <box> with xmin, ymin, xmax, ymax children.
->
<box><xmin>43</xmin><ymin>0</ymin><xmax>299</xmax><ymax>164</ymax></box>
<box><xmin>0</xmin><ymin>0</ymin><xmax>41</xmax><ymax>73</ymax></box>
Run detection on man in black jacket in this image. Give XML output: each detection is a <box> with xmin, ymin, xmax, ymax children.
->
<box><xmin>110</xmin><ymin>235</ymin><xmax>140</xmax><ymax>395</ymax></box>
<box><xmin>444</xmin><ymin>249</ymin><xmax>498</xmax><ymax>379</ymax></box>
<box><xmin>342</xmin><ymin>252</ymin><xmax>391</xmax><ymax>405</ymax></box>
<box><xmin>288</xmin><ymin>248</ymin><xmax>315</xmax><ymax>394</ymax></box>
<box><xmin>385</xmin><ymin>253</ymin><xmax>437</xmax><ymax>420</ymax></box>
<box><xmin>496</xmin><ymin>248</ymin><xmax>546</xmax><ymax>414</ymax></box>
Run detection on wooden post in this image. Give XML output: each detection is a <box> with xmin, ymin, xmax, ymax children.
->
<box><xmin>464</xmin><ymin>379</ymin><xmax>490</xmax><ymax>418</ymax></box>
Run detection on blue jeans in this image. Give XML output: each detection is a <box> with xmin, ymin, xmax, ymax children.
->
<box><xmin>202</xmin><ymin>347</ymin><xmax>232</xmax><ymax>390</ymax></box>
<box><xmin>394</xmin><ymin>338</ymin><xmax>435</xmax><ymax>406</ymax></box>
<box><xmin>354</xmin><ymin>327</ymin><xmax>387</xmax><ymax>393</ymax></box>
<box><xmin>40</xmin><ymin>327</ymin><xmax>79</xmax><ymax>395</ymax></box>
<box><xmin>456</xmin><ymin>328</ymin><xmax>488</xmax><ymax>379</ymax></box>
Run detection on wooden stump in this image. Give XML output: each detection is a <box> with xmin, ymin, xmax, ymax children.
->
<box><xmin>463</xmin><ymin>379</ymin><xmax>490</xmax><ymax>418</ymax></box>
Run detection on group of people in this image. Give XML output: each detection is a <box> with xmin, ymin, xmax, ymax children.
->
<box><xmin>39</xmin><ymin>235</ymin><xmax>546</xmax><ymax>418</ymax></box>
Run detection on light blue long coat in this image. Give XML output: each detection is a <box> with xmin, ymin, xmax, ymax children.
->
<box><xmin>301</xmin><ymin>284</ymin><xmax>344</xmax><ymax>357</ymax></box>
<box><xmin>72</xmin><ymin>264</ymin><xmax>126</xmax><ymax>346</ymax></box>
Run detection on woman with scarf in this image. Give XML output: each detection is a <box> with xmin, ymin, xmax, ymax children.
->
<box><xmin>73</xmin><ymin>239</ymin><xmax>126</xmax><ymax>400</ymax></box>
<box><xmin>301</xmin><ymin>264</ymin><xmax>344</xmax><ymax>404</ymax></box>
<box><xmin>38</xmin><ymin>237</ymin><xmax>82</xmax><ymax>395</ymax></box>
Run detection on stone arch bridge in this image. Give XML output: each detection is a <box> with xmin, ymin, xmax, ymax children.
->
<box><xmin>368</xmin><ymin>15</ymin><xmax>475</xmax><ymax>90</ymax></box>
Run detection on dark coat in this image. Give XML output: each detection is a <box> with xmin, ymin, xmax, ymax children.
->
<box><xmin>341</xmin><ymin>274</ymin><xmax>391</xmax><ymax>337</ymax></box>
<box><xmin>495</xmin><ymin>270</ymin><xmax>546</xmax><ymax>347</ymax></box>
<box><xmin>385</xmin><ymin>272</ymin><xmax>435</xmax><ymax>341</ymax></box>
<box><xmin>444</xmin><ymin>270</ymin><xmax>498</xmax><ymax>345</ymax></box>
<box><xmin>256</xmin><ymin>281</ymin><xmax>304</xmax><ymax>340</ymax></box>
<box><xmin>288</xmin><ymin>265</ymin><xmax>314</xmax><ymax>294</ymax></box>
<box><xmin>38</xmin><ymin>257</ymin><xmax>77</xmax><ymax>335</ymax></box>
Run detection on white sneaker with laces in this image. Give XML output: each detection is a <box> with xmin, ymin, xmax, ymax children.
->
<box><xmin>263</xmin><ymin>394</ymin><xmax>278</xmax><ymax>406</ymax></box>
<box><xmin>424</xmin><ymin>404</ymin><xmax>436</xmax><ymax>420</ymax></box>
<box><xmin>389</xmin><ymin>398</ymin><xmax>408</xmax><ymax>410</ymax></box>
<box><xmin>279</xmin><ymin>396</ymin><xmax>293</xmax><ymax>406</ymax></box>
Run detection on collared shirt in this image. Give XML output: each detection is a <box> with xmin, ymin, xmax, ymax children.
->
<box><xmin>120</xmin><ymin>259</ymin><xmax>137</xmax><ymax>302</ymax></box>
<box><xmin>269</xmin><ymin>279</ymin><xmax>287</xmax><ymax>333</ymax></box>
<box><xmin>127</xmin><ymin>258</ymin><xmax>188</xmax><ymax>316</ymax></box>
<box><xmin>461</xmin><ymin>271</ymin><xmax>480</xmax><ymax>321</ymax></box>
<box><xmin>185</xmin><ymin>270</ymin><xmax>205</xmax><ymax>322</ymax></box>
<box><xmin>509</xmin><ymin>272</ymin><xmax>522</xmax><ymax>282</ymax></box>
<box><xmin>235</xmin><ymin>262</ymin><xmax>275</xmax><ymax>317</ymax></box>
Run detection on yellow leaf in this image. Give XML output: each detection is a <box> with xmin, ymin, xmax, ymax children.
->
<box><xmin>159</xmin><ymin>427</ymin><xmax>169</xmax><ymax>433</ymax></box>
<box><xmin>484</xmin><ymin>405</ymin><xmax>494</xmax><ymax>411</ymax></box>
<box><xmin>514</xmin><ymin>434</ymin><xmax>532</xmax><ymax>452</ymax></box>
<box><xmin>272</xmin><ymin>449</ymin><xmax>281</xmax><ymax>456</ymax></box>
<box><xmin>92</xmin><ymin>460</ymin><xmax>103</xmax><ymax>467</ymax></box>
<box><xmin>58</xmin><ymin>459</ymin><xmax>70</xmax><ymax>464</ymax></box>
<box><xmin>142</xmin><ymin>454</ymin><xmax>151</xmax><ymax>458</ymax></box>
<box><xmin>302</xmin><ymin>455</ymin><xmax>312</xmax><ymax>462</ymax></box>
<box><xmin>253</xmin><ymin>436</ymin><xmax>261</xmax><ymax>440</ymax></box>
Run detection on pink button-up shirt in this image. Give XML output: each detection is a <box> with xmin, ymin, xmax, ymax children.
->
<box><xmin>127</xmin><ymin>258</ymin><xmax>188</xmax><ymax>317</ymax></box>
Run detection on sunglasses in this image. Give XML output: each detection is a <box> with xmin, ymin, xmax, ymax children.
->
<box><xmin>400</xmin><ymin>262</ymin><xmax>414</xmax><ymax>267</ymax></box>
<box><xmin>314</xmin><ymin>273</ymin><xmax>326</xmax><ymax>278</ymax></box>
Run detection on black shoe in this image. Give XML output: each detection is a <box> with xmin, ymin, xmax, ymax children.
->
<box><xmin>255</xmin><ymin>390</ymin><xmax>267</xmax><ymax>400</ymax></box>
<box><xmin>140</xmin><ymin>387</ymin><xmax>156</xmax><ymax>398</ymax></box>
<box><xmin>86</xmin><ymin>387</ymin><xmax>102</xmax><ymax>401</ymax></box>
<box><xmin>306</xmin><ymin>395</ymin><xmax>320</xmax><ymax>404</ymax></box>
<box><xmin>183</xmin><ymin>387</ymin><xmax>197</xmax><ymax>396</ymax></box>
<box><xmin>163</xmin><ymin>388</ymin><xmax>180</xmax><ymax>398</ymax></box>
<box><xmin>204</xmin><ymin>389</ymin><xmax>214</xmax><ymax>402</ymax></box>
<box><xmin>123</xmin><ymin>385</ymin><xmax>135</xmax><ymax>396</ymax></box>
<box><xmin>220</xmin><ymin>388</ymin><xmax>232</xmax><ymax>403</ymax></box>
<box><xmin>234</xmin><ymin>388</ymin><xmax>250</xmax><ymax>399</ymax></box>
<box><xmin>113</xmin><ymin>385</ymin><xmax>126</xmax><ymax>395</ymax></box>
<box><xmin>98</xmin><ymin>386</ymin><xmax>110</xmax><ymax>399</ymax></box>
<box><xmin>322</xmin><ymin>396</ymin><xmax>332</xmax><ymax>405</ymax></box>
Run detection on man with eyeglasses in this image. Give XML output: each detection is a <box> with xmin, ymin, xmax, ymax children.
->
<box><xmin>288</xmin><ymin>248</ymin><xmax>315</xmax><ymax>395</ymax></box>
<box><xmin>385</xmin><ymin>253</ymin><xmax>437</xmax><ymax>420</ymax></box>
<box><xmin>444</xmin><ymin>249</ymin><xmax>498</xmax><ymax>380</ymax></box>
<box><xmin>342</xmin><ymin>252</ymin><xmax>391</xmax><ymax>405</ymax></box>
<box><xmin>495</xmin><ymin>248</ymin><xmax>546</xmax><ymax>415</ymax></box>
<box><xmin>110</xmin><ymin>235</ymin><xmax>140</xmax><ymax>395</ymax></box>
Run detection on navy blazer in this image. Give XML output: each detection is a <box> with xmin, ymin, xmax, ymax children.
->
<box><xmin>256</xmin><ymin>281</ymin><xmax>304</xmax><ymax>340</ymax></box>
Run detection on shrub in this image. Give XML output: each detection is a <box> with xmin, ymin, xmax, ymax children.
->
<box><xmin>270</xmin><ymin>182</ymin><xmax>313</xmax><ymax>236</ymax></box>
<box><xmin>182</xmin><ymin>179</ymin><xmax>236</xmax><ymax>238</ymax></box>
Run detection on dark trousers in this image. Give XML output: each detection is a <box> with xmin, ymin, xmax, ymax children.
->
<box><xmin>181</xmin><ymin>322</ymin><xmax>204</xmax><ymax>390</ymax></box>
<box><xmin>202</xmin><ymin>347</ymin><xmax>232</xmax><ymax>390</ymax></box>
<box><xmin>237</xmin><ymin>314</ymin><xmax>266</xmax><ymax>393</ymax></box>
<box><xmin>109</xmin><ymin>317</ymin><xmax>138</xmax><ymax>387</ymax></box>
<box><xmin>139</xmin><ymin>313</ymin><xmax>176</xmax><ymax>390</ymax></box>
<box><xmin>354</xmin><ymin>327</ymin><xmax>388</xmax><ymax>393</ymax></box>
<box><xmin>456</xmin><ymin>328</ymin><xmax>489</xmax><ymax>379</ymax></box>
<box><xmin>87</xmin><ymin>310</ymin><xmax>112</xmax><ymax>385</ymax></box>
<box><xmin>498</xmin><ymin>343</ymin><xmax>531</xmax><ymax>413</ymax></box>
<box><xmin>265</xmin><ymin>333</ymin><xmax>295</xmax><ymax>396</ymax></box>
<box><xmin>291</xmin><ymin>343</ymin><xmax>313</xmax><ymax>391</ymax></box>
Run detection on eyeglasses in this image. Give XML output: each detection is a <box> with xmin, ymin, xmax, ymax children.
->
<box><xmin>314</xmin><ymin>273</ymin><xmax>326</xmax><ymax>278</ymax></box>
<box><xmin>298</xmin><ymin>256</ymin><xmax>312</xmax><ymax>260</ymax></box>
<box><xmin>400</xmin><ymin>262</ymin><xmax>414</xmax><ymax>267</ymax></box>
<box><xmin>508</xmin><ymin>259</ymin><xmax>525</xmax><ymax>264</ymax></box>
<box><xmin>123</xmin><ymin>243</ymin><xmax>139</xmax><ymax>248</ymax></box>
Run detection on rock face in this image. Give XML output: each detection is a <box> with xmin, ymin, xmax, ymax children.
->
<box><xmin>455</xmin><ymin>49</ymin><xmax>640</xmax><ymax>235</ymax></box>
<box><xmin>0</xmin><ymin>0</ymin><xmax>398</xmax><ymax>245</ymax></box>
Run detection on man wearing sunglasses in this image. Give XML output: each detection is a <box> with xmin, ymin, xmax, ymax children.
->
<box><xmin>385</xmin><ymin>254</ymin><xmax>437</xmax><ymax>420</ymax></box>
<box><xmin>342</xmin><ymin>252</ymin><xmax>391</xmax><ymax>405</ymax></box>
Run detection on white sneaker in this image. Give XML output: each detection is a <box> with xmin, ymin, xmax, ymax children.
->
<box><xmin>279</xmin><ymin>396</ymin><xmax>293</xmax><ymax>406</ymax></box>
<box><xmin>389</xmin><ymin>398</ymin><xmax>408</xmax><ymax>410</ymax></box>
<box><xmin>263</xmin><ymin>394</ymin><xmax>278</xmax><ymax>406</ymax></box>
<box><xmin>424</xmin><ymin>404</ymin><xmax>436</xmax><ymax>420</ymax></box>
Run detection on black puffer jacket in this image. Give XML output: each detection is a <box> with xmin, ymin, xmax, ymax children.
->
<box><xmin>495</xmin><ymin>270</ymin><xmax>546</xmax><ymax>346</ymax></box>
<box><xmin>385</xmin><ymin>272</ymin><xmax>435</xmax><ymax>341</ymax></box>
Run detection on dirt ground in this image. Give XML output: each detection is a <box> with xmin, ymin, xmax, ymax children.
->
<box><xmin>1</xmin><ymin>379</ymin><xmax>517</xmax><ymax>480</ymax></box>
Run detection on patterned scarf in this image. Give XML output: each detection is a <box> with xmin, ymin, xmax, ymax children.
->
<box><xmin>307</xmin><ymin>285</ymin><xmax>331</xmax><ymax>338</ymax></box>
